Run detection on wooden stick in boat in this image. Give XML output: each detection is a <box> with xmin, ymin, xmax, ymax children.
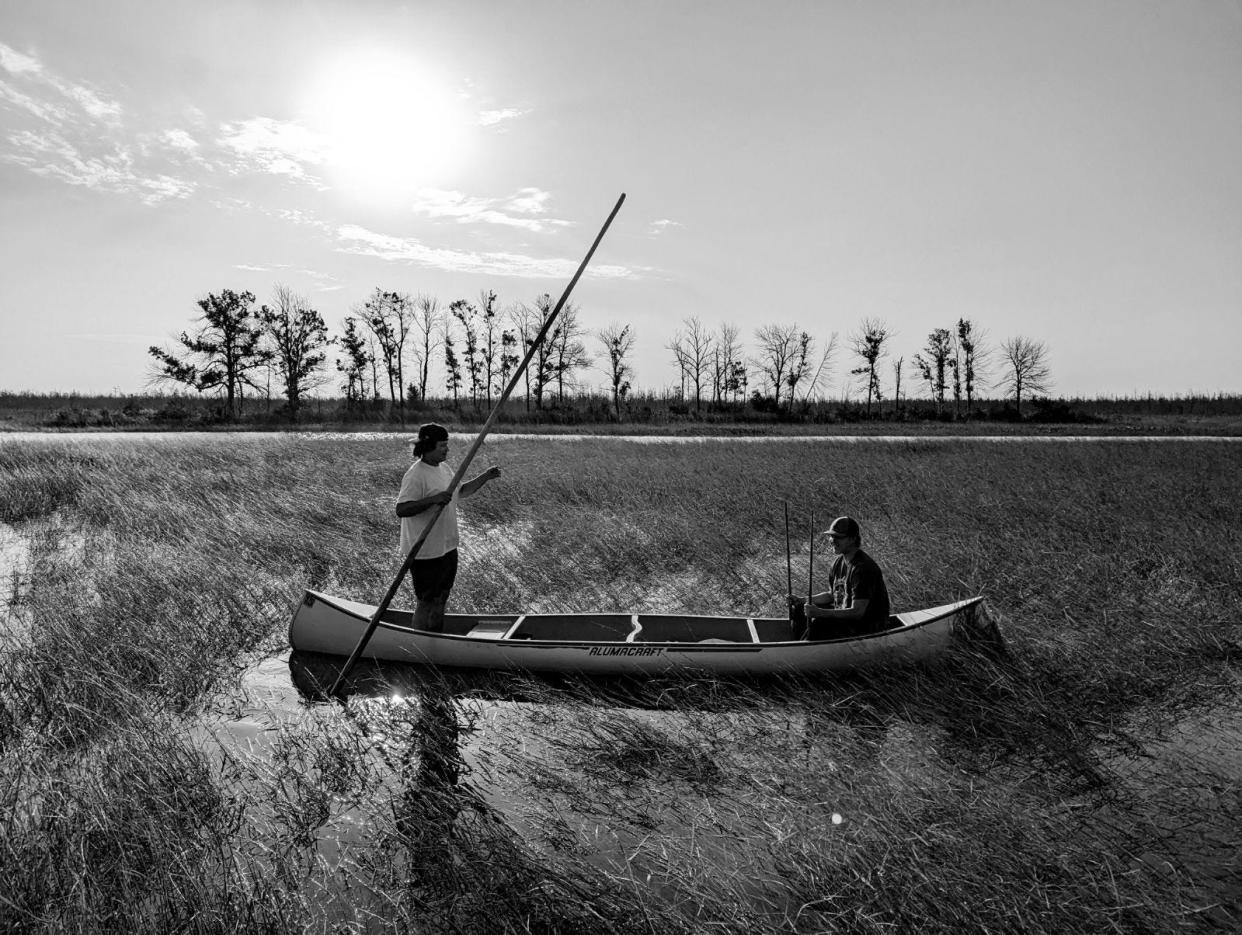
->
<box><xmin>328</xmin><ymin>193</ymin><xmax>627</xmax><ymax>698</ymax></box>
<box><xmin>783</xmin><ymin>500</ymin><xmax>793</xmax><ymax>602</ymax></box>
<box><xmin>808</xmin><ymin>509</ymin><xmax>815</xmax><ymax>603</ymax></box>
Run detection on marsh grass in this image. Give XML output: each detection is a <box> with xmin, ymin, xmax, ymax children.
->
<box><xmin>0</xmin><ymin>435</ymin><xmax>1238</xmax><ymax>932</ymax></box>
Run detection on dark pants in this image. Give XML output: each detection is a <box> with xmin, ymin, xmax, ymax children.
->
<box><xmin>807</xmin><ymin>616</ymin><xmax>884</xmax><ymax>641</ymax></box>
<box><xmin>408</xmin><ymin>549</ymin><xmax>458</xmax><ymax>632</ymax></box>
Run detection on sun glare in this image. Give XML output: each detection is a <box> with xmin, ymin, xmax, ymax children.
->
<box><xmin>305</xmin><ymin>49</ymin><xmax>469</xmax><ymax>200</ymax></box>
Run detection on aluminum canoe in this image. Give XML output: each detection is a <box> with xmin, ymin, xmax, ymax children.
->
<box><xmin>288</xmin><ymin>591</ymin><xmax>987</xmax><ymax>676</ymax></box>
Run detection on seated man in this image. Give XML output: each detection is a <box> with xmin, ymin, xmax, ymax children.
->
<box><xmin>802</xmin><ymin>516</ymin><xmax>892</xmax><ymax>640</ymax></box>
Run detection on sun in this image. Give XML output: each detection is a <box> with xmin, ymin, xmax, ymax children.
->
<box><xmin>304</xmin><ymin>49</ymin><xmax>470</xmax><ymax>199</ymax></box>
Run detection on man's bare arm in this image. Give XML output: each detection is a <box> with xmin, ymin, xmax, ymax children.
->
<box><xmin>459</xmin><ymin>465</ymin><xmax>501</xmax><ymax>498</ymax></box>
<box><xmin>396</xmin><ymin>490</ymin><xmax>452</xmax><ymax>517</ymax></box>
<box><xmin>805</xmin><ymin>598</ymin><xmax>870</xmax><ymax>621</ymax></box>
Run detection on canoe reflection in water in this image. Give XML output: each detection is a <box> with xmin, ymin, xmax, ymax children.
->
<box><xmin>289</xmin><ymin>649</ymin><xmax>904</xmax><ymax>773</ymax></box>
<box><xmin>289</xmin><ymin>649</ymin><xmax>860</xmax><ymax>713</ymax></box>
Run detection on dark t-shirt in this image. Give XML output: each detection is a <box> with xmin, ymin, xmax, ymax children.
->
<box><xmin>828</xmin><ymin>549</ymin><xmax>891</xmax><ymax>630</ymax></box>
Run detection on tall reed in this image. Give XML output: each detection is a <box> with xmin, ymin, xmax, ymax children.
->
<box><xmin>1</xmin><ymin>435</ymin><xmax>1237</xmax><ymax>932</ymax></box>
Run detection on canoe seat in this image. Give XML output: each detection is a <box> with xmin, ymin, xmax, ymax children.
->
<box><xmin>467</xmin><ymin>620</ymin><xmax>517</xmax><ymax>640</ymax></box>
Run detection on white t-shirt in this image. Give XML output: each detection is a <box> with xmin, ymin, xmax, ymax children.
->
<box><xmin>397</xmin><ymin>460</ymin><xmax>459</xmax><ymax>559</ymax></box>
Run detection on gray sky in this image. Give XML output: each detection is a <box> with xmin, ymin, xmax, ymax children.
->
<box><xmin>2</xmin><ymin>0</ymin><xmax>1239</xmax><ymax>397</ymax></box>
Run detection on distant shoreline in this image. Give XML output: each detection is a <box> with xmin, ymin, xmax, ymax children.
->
<box><xmin>5</xmin><ymin>426</ymin><xmax>1242</xmax><ymax>442</ymax></box>
<box><xmin>3</xmin><ymin>390</ymin><xmax>1241</xmax><ymax>437</ymax></box>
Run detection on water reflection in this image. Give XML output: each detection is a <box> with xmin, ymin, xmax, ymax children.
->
<box><xmin>289</xmin><ymin>649</ymin><xmax>834</xmax><ymax>713</ymax></box>
<box><xmin>0</xmin><ymin>520</ymin><xmax>28</xmax><ymax>617</ymax></box>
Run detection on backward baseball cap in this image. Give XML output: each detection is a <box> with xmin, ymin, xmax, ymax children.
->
<box><xmin>413</xmin><ymin>422</ymin><xmax>449</xmax><ymax>453</ymax></box>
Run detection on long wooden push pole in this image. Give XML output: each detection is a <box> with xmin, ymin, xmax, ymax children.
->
<box><xmin>329</xmin><ymin>193</ymin><xmax>627</xmax><ymax>698</ymax></box>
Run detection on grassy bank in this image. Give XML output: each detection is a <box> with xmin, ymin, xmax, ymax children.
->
<box><xmin>0</xmin><ymin>435</ymin><xmax>1239</xmax><ymax>932</ymax></box>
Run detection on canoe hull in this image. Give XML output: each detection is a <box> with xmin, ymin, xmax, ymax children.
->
<box><xmin>288</xmin><ymin>591</ymin><xmax>986</xmax><ymax>676</ymax></box>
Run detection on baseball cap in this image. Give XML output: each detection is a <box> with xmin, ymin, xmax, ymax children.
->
<box><xmin>824</xmin><ymin>516</ymin><xmax>861</xmax><ymax>539</ymax></box>
<box><xmin>417</xmin><ymin>423</ymin><xmax>449</xmax><ymax>444</ymax></box>
<box><xmin>413</xmin><ymin>422</ymin><xmax>449</xmax><ymax>454</ymax></box>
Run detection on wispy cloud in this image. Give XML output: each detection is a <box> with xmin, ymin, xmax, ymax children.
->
<box><xmin>409</xmin><ymin>187</ymin><xmax>571</xmax><ymax>232</ymax></box>
<box><xmin>217</xmin><ymin>117</ymin><xmax>328</xmax><ymax>185</ymax></box>
<box><xmin>0</xmin><ymin>47</ymin><xmax>333</xmax><ymax>204</ymax></box>
<box><xmin>336</xmin><ymin>224</ymin><xmax>633</xmax><ymax>280</ymax></box>
<box><xmin>478</xmin><ymin>107</ymin><xmax>529</xmax><ymax>128</ymax></box>
<box><xmin>0</xmin><ymin>45</ymin><xmax>41</xmax><ymax>76</ymax></box>
<box><xmin>233</xmin><ymin>263</ymin><xmax>342</xmax><ymax>292</ymax></box>
<box><xmin>6</xmin><ymin>129</ymin><xmax>195</xmax><ymax>204</ymax></box>
<box><xmin>161</xmin><ymin>128</ymin><xmax>199</xmax><ymax>152</ymax></box>
<box><xmin>0</xmin><ymin>42</ymin><xmax>121</xmax><ymax>123</ymax></box>
<box><xmin>649</xmin><ymin>218</ymin><xmax>684</xmax><ymax>235</ymax></box>
<box><xmin>0</xmin><ymin>78</ymin><xmax>72</xmax><ymax>123</ymax></box>
<box><xmin>0</xmin><ymin>44</ymin><xmax>194</xmax><ymax>203</ymax></box>
<box><xmin>298</xmin><ymin>268</ymin><xmax>344</xmax><ymax>292</ymax></box>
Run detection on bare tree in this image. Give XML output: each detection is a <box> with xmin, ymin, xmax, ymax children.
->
<box><xmin>550</xmin><ymin>304</ymin><xmax>592</xmax><ymax>404</ymax></box>
<box><xmin>849</xmin><ymin>317</ymin><xmax>891</xmax><ymax>417</ymax></box>
<box><xmin>259</xmin><ymin>284</ymin><xmax>332</xmax><ymax>422</ymax></box>
<box><xmin>597</xmin><ymin>322</ymin><xmax>635</xmax><ymax>420</ymax></box>
<box><xmin>149</xmin><ymin>288</ymin><xmax>266</xmax><ymax>421</ymax></box>
<box><xmin>1000</xmin><ymin>336</ymin><xmax>1052</xmax><ymax>417</ymax></box>
<box><xmin>789</xmin><ymin>331</ymin><xmax>838</xmax><ymax>410</ymax></box>
<box><xmin>509</xmin><ymin>301</ymin><xmax>540</xmax><ymax>411</ymax></box>
<box><xmin>667</xmin><ymin>332</ymin><xmax>690</xmax><ymax>399</ymax></box>
<box><xmin>712</xmin><ymin>322</ymin><xmax>743</xmax><ymax>406</ymax></box>
<box><xmin>752</xmin><ymin>323</ymin><xmax>800</xmax><ymax>410</ymax></box>
<box><xmin>410</xmin><ymin>294</ymin><xmax>442</xmax><ymax>402</ymax></box>
<box><xmin>674</xmin><ymin>316</ymin><xmax>714</xmax><ymax>413</ymax></box>
<box><xmin>363</xmin><ymin>329</ymin><xmax>382</xmax><ymax>401</ymax></box>
<box><xmin>891</xmin><ymin>356</ymin><xmax>904</xmax><ymax>415</ymax></box>
<box><xmin>914</xmin><ymin>328</ymin><xmax>954</xmax><ymax>415</ymax></box>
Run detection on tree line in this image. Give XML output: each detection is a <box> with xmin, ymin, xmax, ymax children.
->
<box><xmin>149</xmin><ymin>284</ymin><xmax>1054</xmax><ymax>422</ymax></box>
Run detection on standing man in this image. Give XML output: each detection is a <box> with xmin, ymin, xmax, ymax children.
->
<box><xmin>396</xmin><ymin>422</ymin><xmax>501</xmax><ymax>632</ymax></box>
<box><xmin>802</xmin><ymin>516</ymin><xmax>892</xmax><ymax>639</ymax></box>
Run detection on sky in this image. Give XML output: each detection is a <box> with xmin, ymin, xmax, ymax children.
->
<box><xmin>1</xmin><ymin>0</ymin><xmax>1239</xmax><ymax>399</ymax></box>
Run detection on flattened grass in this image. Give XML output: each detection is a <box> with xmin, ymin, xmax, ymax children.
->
<box><xmin>0</xmin><ymin>435</ymin><xmax>1238</xmax><ymax>932</ymax></box>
